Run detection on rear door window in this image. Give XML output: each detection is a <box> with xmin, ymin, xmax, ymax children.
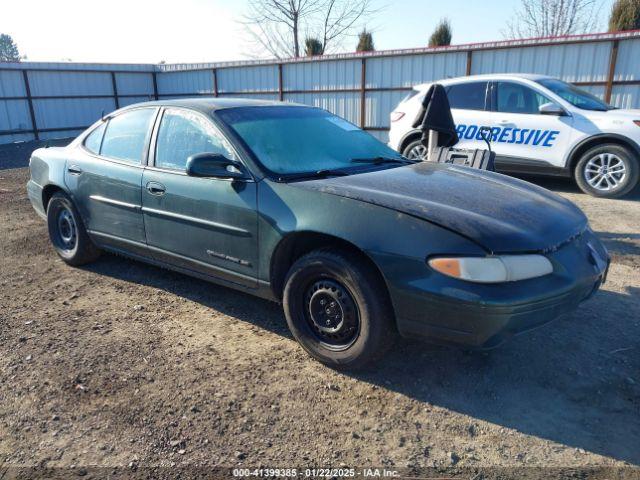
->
<box><xmin>100</xmin><ymin>108</ymin><xmax>156</xmax><ymax>164</ymax></box>
<box><xmin>446</xmin><ymin>82</ymin><xmax>488</xmax><ymax>111</ymax></box>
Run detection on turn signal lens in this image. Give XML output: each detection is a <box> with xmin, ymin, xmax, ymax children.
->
<box><xmin>428</xmin><ymin>258</ymin><xmax>462</xmax><ymax>278</ymax></box>
<box><xmin>428</xmin><ymin>255</ymin><xmax>553</xmax><ymax>283</ymax></box>
<box><xmin>390</xmin><ymin>111</ymin><xmax>405</xmax><ymax>122</ymax></box>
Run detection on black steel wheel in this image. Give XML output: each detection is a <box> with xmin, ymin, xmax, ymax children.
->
<box><xmin>283</xmin><ymin>249</ymin><xmax>396</xmax><ymax>369</ymax></box>
<box><xmin>304</xmin><ymin>279</ymin><xmax>360</xmax><ymax>350</ymax></box>
<box><xmin>47</xmin><ymin>191</ymin><xmax>100</xmax><ymax>266</ymax></box>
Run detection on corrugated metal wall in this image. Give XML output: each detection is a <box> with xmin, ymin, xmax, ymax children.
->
<box><xmin>0</xmin><ymin>63</ymin><xmax>156</xmax><ymax>143</ymax></box>
<box><xmin>2</xmin><ymin>31</ymin><xmax>640</xmax><ymax>146</ymax></box>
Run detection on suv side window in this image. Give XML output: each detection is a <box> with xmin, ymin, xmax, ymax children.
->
<box><xmin>84</xmin><ymin>122</ymin><xmax>106</xmax><ymax>155</ymax></box>
<box><xmin>496</xmin><ymin>81</ymin><xmax>551</xmax><ymax>114</ymax></box>
<box><xmin>100</xmin><ymin>108</ymin><xmax>156</xmax><ymax>164</ymax></box>
<box><xmin>155</xmin><ymin>108</ymin><xmax>235</xmax><ymax>171</ymax></box>
<box><xmin>446</xmin><ymin>82</ymin><xmax>488</xmax><ymax>111</ymax></box>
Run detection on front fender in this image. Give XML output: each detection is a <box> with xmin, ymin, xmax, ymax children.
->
<box><xmin>256</xmin><ymin>179</ymin><xmax>486</xmax><ymax>310</ymax></box>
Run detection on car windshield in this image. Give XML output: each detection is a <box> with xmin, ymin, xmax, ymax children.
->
<box><xmin>537</xmin><ymin>78</ymin><xmax>614</xmax><ymax>111</ymax></box>
<box><xmin>216</xmin><ymin>106</ymin><xmax>407</xmax><ymax>178</ymax></box>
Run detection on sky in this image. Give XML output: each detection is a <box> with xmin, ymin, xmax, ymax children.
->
<box><xmin>0</xmin><ymin>0</ymin><xmax>617</xmax><ymax>64</ymax></box>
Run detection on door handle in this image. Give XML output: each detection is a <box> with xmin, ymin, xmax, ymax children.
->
<box><xmin>497</xmin><ymin>120</ymin><xmax>513</xmax><ymax>125</ymax></box>
<box><xmin>67</xmin><ymin>165</ymin><xmax>83</xmax><ymax>175</ymax></box>
<box><xmin>146</xmin><ymin>182</ymin><xmax>166</xmax><ymax>195</ymax></box>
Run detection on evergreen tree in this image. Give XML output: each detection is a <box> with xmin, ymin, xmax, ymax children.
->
<box><xmin>428</xmin><ymin>19</ymin><xmax>452</xmax><ymax>47</ymax></box>
<box><xmin>0</xmin><ymin>34</ymin><xmax>21</xmax><ymax>62</ymax></box>
<box><xmin>609</xmin><ymin>0</ymin><xmax>640</xmax><ymax>31</ymax></box>
<box><xmin>356</xmin><ymin>28</ymin><xmax>375</xmax><ymax>52</ymax></box>
<box><xmin>304</xmin><ymin>37</ymin><xmax>324</xmax><ymax>56</ymax></box>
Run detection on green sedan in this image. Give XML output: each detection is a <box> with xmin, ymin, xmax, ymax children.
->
<box><xmin>27</xmin><ymin>99</ymin><xmax>609</xmax><ymax>369</ymax></box>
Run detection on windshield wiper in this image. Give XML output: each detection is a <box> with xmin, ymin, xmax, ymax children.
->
<box><xmin>350</xmin><ymin>156</ymin><xmax>415</xmax><ymax>165</ymax></box>
<box><xmin>279</xmin><ymin>169</ymin><xmax>351</xmax><ymax>182</ymax></box>
<box><xmin>278</xmin><ymin>158</ymin><xmax>412</xmax><ymax>182</ymax></box>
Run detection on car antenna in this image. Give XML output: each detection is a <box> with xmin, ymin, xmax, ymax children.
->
<box><xmin>101</xmin><ymin>110</ymin><xmax>106</xmax><ymax>121</ymax></box>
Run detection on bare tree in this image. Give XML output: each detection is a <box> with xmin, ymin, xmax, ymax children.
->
<box><xmin>242</xmin><ymin>0</ymin><xmax>376</xmax><ymax>58</ymax></box>
<box><xmin>317</xmin><ymin>0</ymin><xmax>375</xmax><ymax>54</ymax></box>
<box><xmin>503</xmin><ymin>0</ymin><xmax>602</xmax><ymax>38</ymax></box>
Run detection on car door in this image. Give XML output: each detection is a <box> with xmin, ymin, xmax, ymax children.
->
<box><xmin>485</xmin><ymin>81</ymin><xmax>574</xmax><ymax>172</ymax></box>
<box><xmin>446</xmin><ymin>81</ymin><xmax>491</xmax><ymax>150</ymax></box>
<box><xmin>65</xmin><ymin>107</ymin><xmax>158</xmax><ymax>246</ymax></box>
<box><xmin>141</xmin><ymin>107</ymin><xmax>258</xmax><ymax>288</ymax></box>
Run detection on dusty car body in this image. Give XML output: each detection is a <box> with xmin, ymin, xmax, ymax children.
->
<box><xmin>27</xmin><ymin>99</ymin><xmax>610</xmax><ymax>368</ymax></box>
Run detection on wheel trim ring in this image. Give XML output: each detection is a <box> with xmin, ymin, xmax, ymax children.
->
<box><xmin>302</xmin><ymin>278</ymin><xmax>361</xmax><ymax>351</ymax></box>
<box><xmin>584</xmin><ymin>153</ymin><xmax>627</xmax><ymax>191</ymax></box>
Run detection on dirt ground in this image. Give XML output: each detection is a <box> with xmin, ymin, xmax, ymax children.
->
<box><xmin>0</xmin><ymin>142</ymin><xmax>639</xmax><ymax>478</ymax></box>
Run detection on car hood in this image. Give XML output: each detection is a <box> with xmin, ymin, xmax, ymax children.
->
<box><xmin>606</xmin><ymin>108</ymin><xmax>640</xmax><ymax>118</ymax></box>
<box><xmin>292</xmin><ymin>162</ymin><xmax>588</xmax><ymax>253</ymax></box>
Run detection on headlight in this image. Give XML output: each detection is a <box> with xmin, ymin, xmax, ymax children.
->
<box><xmin>428</xmin><ymin>255</ymin><xmax>553</xmax><ymax>283</ymax></box>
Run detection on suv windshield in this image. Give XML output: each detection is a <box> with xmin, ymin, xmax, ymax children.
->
<box><xmin>537</xmin><ymin>78</ymin><xmax>614</xmax><ymax>111</ymax></box>
<box><xmin>216</xmin><ymin>106</ymin><xmax>407</xmax><ymax>178</ymax></box>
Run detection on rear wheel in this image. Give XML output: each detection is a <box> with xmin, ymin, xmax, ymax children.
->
<box><xmin>47</xmin><ymin>192</ymin><xmax>100</xmax><ymax>266</ymax></box>
<box><xmin>282</xmin><ymin>249</ymin><xmax>396</xmax><ymax>369</ymax></box>
<box><xmin>574</xmin><ymin>144</ymin><xmax>639</xmax><ymax>198</ymax></box>
<box><xmin>402</xmin><ymin>138</ymin><xmax>428</xmax><ymax>160</ymax></box>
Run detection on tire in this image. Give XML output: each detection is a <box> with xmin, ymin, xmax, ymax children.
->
<box><xmin>402</xmin><ymin>138</ymin><xmax>428</xmax><ymax>160</ymax></box>
<box><xmin>574</xmin><ymin>144</ymin><xmax>639</xmax><ymax>198</ymax></box>
<box><xmin>47</xmin><ymin>191</ymin><xmax>101</xmax><ymax>266</ymax></box>
<box><xmin>282</xmin><ymin>249</ymin><xmax>396</xmax><ymax>369</ymax></box>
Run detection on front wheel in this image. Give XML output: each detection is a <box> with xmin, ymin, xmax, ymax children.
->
<box><xmin>282</xmin><ymin>249</ymin><xmax>396</xmax><ymax>369</ymax></box>
<box><xmin>47</xmin><ymin>191</ymin><xmax>101</xmax><ymax>266</ymax></box>
<box><xmin>574</xmin><ymin>144</ymin><xmax>639</xmax><ymax>198</ymax></box>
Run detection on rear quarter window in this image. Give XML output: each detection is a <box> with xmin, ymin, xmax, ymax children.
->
<box><xmin>83</xmin><ymin>122</ymin><xmax>106</xmax><ymax>155</ymax></box>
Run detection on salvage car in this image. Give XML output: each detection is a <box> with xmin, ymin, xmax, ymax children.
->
<box><xmin>27</xmin><ymin>99</ymin><xmax>610</xmax><ymax>368</ymax></box>
<box><xmin>389</xmin><ymin>74</ymin><xmax>640</xmax><ymax>198</ymax></box>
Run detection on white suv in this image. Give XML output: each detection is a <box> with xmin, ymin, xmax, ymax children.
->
<box><xmin>388</xmin><ymin>74</ymin><xmax>640</xmax><ymax>198</ymax></box>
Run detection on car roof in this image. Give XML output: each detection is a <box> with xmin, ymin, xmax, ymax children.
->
<box><xmin>413</xmin><ymin>73</ymin><xmax>553</xmax><ymax>90</ymax></box>
<box><xmin>119</xmin><ymin>97</ymin><xmax>304</xmax><ymax>115</ymax></box>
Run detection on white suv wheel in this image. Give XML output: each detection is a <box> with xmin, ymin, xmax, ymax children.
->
<box><xmin>574</xmin><ymin>144</ymin><xmax>639</xmax><ymax>198</ymax></box>
<box><xmin>403</xmin><ymin>140</ymin><xmax>428</xmax><ymax>160</ymax></box>
<box><xmin>584</xmin><ymin>153</ymin><xmax>627</xmax><ymax>192</ymax></box>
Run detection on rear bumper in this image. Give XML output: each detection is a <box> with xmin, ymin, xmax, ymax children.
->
<box><xmin>26</xmin><ymin>179</ymin><xmax>46</xmax><ymax>219</ymax></box>
<box><xmin>385</xmin><ymin>230</ymin><xmax>609</xmax><ymax>349</ymax></box>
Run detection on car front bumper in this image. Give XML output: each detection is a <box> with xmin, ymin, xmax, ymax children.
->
<box><xmin>385</xmin><ymin>229</ymin><xmax>609</xmax><ymax>348</ymax></box>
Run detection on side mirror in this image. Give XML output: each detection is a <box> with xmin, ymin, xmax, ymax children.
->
<box><xmin>539</xmin><ymin>102</ymin><xmax>567</xmax><ymax>116</ymax></box>
<box><xmin>186</xmin><ymin>153</ymin><xmax>247</xmax><ymax>179</ymax></box>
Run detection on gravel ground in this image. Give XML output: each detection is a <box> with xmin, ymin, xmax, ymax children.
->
<box><xmin>0</xmin><ymin>142</ymin><xmax>639</xmax><ymax>478</ymax></box>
